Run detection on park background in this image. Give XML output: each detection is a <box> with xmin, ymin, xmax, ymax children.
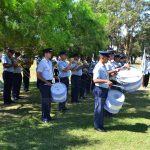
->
<box><xmin>0</xmin><ymin>0</ymin><xmax>150</xmax><ymax>149</ymax></box>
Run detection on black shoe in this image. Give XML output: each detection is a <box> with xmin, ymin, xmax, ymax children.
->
<box><xmin>95</xmin><ymin>127</ymin><xmax>107</xmax><ymax>132</ymax></box>
<box><xmin>4</xmin><ymin>102</ymin><xmax>11</xmax><ymax>105</ymax></box>
<box><xmin>42</xmin><ymin>119</ymin><xmax>50</xmax><ymax>123</ymax></box>
<box><xmin>13</xmin><ymin>97</ymin><xmax>18</xmax><ymax>101</ymax></box>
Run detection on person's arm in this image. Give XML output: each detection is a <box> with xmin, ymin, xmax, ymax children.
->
<box><xmin>37</xmin><ymin>62</ymin><xmax>51</xmax><ymax>86</ymax></box>
<box><xmin>93</xmin><ymin>68</ymin><xmax>113</xmax><ymax>87</ymax></box>
<box><xmin>37</xmin><ymin>72</ymin><xmax>51</xmax><ymax>86</ymax></box>
<box><xmin>58</xmin><ymin>59</ymin><xmax>73</xmax><ymax>72</ymax></box>
<box><xmin>63</xmin><ymin>61</ymin><xmax>73</xmax><ymax>72</ymax></box>
<box><xmin>3</xmin><ymin>63</ymin><xmax>13</xmax><ymax>68</ymax></box>
<box><xmin>2</xmin><ymin>57</ymin><xmax>15</xmax><ymax>68</ymax></box>
<box><xmin>93</xmin><ymin>78</ymin><xmax>113</xmax><ymax>87</ymax></box>
<box><xmin>70</xmin><ymin>63</ymin><xmax>79</xmax><ymax>71</ymax></box>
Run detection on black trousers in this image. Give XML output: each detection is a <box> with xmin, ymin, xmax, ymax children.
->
<box><xmin>3</xmin><ymin>71</ymin><xmax>14</xmax><ymax>104</ymax></box>
<box><xmin>59</xmin><ymin>77</ymin><xmax>69</xmax><ymax>110</ymax></box>
<box><xmin>39</xmin><ymin>80</ymin><xmax>52</xmax><ymax>120</ymax></box>
<box><xmin>143</xmin><ymin>73</ymin><xmax>150</xmax><ymax>88</ymax></box>
<box><xmin>12</xmin><ymin>73</ymin><xmax>22</xmax><ymax>98</ymax></box>
<box><xmin>86</xmin><ymin>74</ymin><xmax>92</xmax><ymax>94</ymax></box>
<box><xmin>80</xmin><ymin>74</ymin><xmax>87</xmax><ymax>98</ymax></box>
<box><xmin>71</xmin><ymin>75</ymin><xmax>81</xmax><ymax>103</ymax></box>
<box><xmin>23</xmin><ymin>68</ymin><xmax>30</xmax><ymax>91</ymax></box>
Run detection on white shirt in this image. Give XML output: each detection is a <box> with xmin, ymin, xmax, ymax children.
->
<box><xmin>143</xmin><ymin>59</ymin><xmax>150</xmax><ymax>75</ymax></box>
<box><xmin>93</xmin><ymin>61</ymin><xmax>109</xmax><ymax>88</ymax></box>
<box><xmin>1</xmin><ymin>54</ymin><xmax>14</xmax><ymax>72</ymax></box>
<box><xmin>37</xmin><ymin>58</ymin><xmax>53</xmax><ymax>80</ymax></box>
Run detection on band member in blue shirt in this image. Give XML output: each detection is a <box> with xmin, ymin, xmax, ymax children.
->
<box><xmin>37</xmin><ymin>48</ymin><xmax>53</xmax><ymax>123</ymax></box>
<box><xmin>93</xmin><ymin>51</ymin><xmax>113</xmax><ymax>132</ymax></box>
<box><xmin>57</xmin><ymin>51</ymin><xmax>73</xmax><ymax>112</ymax></box>
<box><xmin>1</xmin><ymin>48</ymin><xmax>16</xmax><ymax>105</ymax></box>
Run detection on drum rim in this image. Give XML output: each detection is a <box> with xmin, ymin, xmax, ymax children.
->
<box><xmin>51</xmin><ymin>82</ymin><xmax>67</xmax><ymax>92</ymax></box>
<box><xmin>107</xmin><ymin>89</ymin><xmax>125</xmax><ymax>103</ymax></box>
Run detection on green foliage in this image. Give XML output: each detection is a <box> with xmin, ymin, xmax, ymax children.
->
<box><xmin>0</xmin><ymin>64</ymin><xmax>150</xmax><ymax>150</ymax></box>
<box><xmin>0</xmin><ymin>0</ymin><xmax>108</xmax><ymax>56</ymax></box>
<box><xmin>95</xmin><ymin>0</ymin><xmax>148</xmax><ymax>58</ymax></box>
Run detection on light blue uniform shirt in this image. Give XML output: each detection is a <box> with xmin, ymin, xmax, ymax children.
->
<box><xmin>13</xmin><ymin>57</ymin><xmax>22</xmax><ymax>73</ymax></box>
<box><xmin>89</xmin><ymin>61</ymin><xmax>97</xmax><ymax>74</ymax></box>
<box><xmin>37</xmin><ymin>58</ymin><xmax>53</xmax><ymax>80</ymax></box>
<box><xmin>106</xmin><ymin>60</ymin><xmax>121</xmax><ymax>71</ymax></box>
<box><xmin>71</xmin><ymin>62</ymin><xmax>82</xmax><ymax>76</ymax></box>
<box><xmin>93</xmin><ymin>61</ymin><xmax>109</xmax><ymax>89</ymax></box>
<box><xmin>14</xmin><ymin>67</ymin><xmax>22</xmax><ymax>73</ymax></box>
<box><xmin>57</xmin><ymin>60</ymin><xmax>70</xmax><ymax>78</ymax></box>
<box><xmin>1</xmin><ymin>54</ymin><xmax>14</xmax><ymax>73</ymax></box>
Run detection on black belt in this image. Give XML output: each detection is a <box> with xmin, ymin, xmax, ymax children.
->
<box><xmin>39</xmin><ymin>80</ymin><xmax>52</xmax><ymax>85</ymax></box>
<box><xmin>72</xmin><ymin>75</ymin><xmax>81</xmax><ymax>77</ymax></box>
<box><xmin>60</xmin><ymin>77</ymin><xmax>68</xmax><ymax>79</ymax></box>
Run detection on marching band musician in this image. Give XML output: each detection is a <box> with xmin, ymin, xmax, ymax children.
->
<box><xmin>1</xmin><ymin>48</ymin><xmax>16</xmax><ymax>105</ymax></box>
<box><xmin>106</xmin><ymin>51</ymin><xmax>129</xmax><ymax>82</ymax></box>
<box><xmin>106</xmin><ymin>50</ymin><xmax>120</xmax><ymax>82</ymax></box>
<box><xmin>37</xmin><ymin>48</ymin><xmax>53</xmax><ymax>123</ymax></box>
<box><xmin>35</xmin><ymin>55</ymin><xmax>42</xmax><ymax>89</ymax></box>
<box><xmin>22</xmin><ymin>55</ymin><xmax>33</xmax><ymax>92</ymax></box>
<box><xmin>93</xmin><ymin>51</ymin><xmax>113</xmax><ymax>132</ymax></box>
<box><xmin>80</xmin><ymin>57</ymin><xmax>89</xmax><ymax>100</ymax></box>
<box><xmin>70</xmin><ymin>53</ymin><xmax>83</xmax><ymax>104</ymax></box>
<box><xmin>12</xmin><ymin>52</ymin><xmax>22</xmax><ymax>100</ymax></box>
<box><xmin>142</xmin><ymin>55</ymin><xmax>150</xmax><ymax>89</ymax></box>
<box><xmin>57</xmin><ymin>51</ymin><xmax>73</xmax><ymax>112</ymax></box>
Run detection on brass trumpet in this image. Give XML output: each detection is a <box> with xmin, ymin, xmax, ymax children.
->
<box><xmin>14</xmin><ymin>56</ymin><xmax>32</xmax><ymax>78</ymax></box>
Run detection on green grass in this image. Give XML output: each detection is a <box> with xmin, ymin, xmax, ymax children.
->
<box><xmin>0</xmin><ymin>63</ymin><xmax>150</xmax><ymax>150</ymax></box>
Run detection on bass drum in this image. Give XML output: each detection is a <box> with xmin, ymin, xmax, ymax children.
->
<box><xmin>115</xmin><ymin>67</ymin><xmax>142</xmax><ymax>92</ymax></box>
<box><xmin>104</xmin><ymin>89</ymin><xmax>125</xmax><ymax>114</ymax></box>
<box><xmin>51</xmin><ymin>82</ymin><xmax>67</xmax><ymax>103</ymax></box>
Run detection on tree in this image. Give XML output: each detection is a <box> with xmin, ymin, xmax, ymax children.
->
<box><xmin>92</xmin><ymin>0</ymin><xmax>147</xmax><ymax>61</ymax></box>
<box><xmin>0</xmin><ymin>0</ymin><xmax>108</xmax><ymax>57</ymax></box>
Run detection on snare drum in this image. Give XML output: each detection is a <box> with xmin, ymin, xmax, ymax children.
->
<box><xmin>51</xmin><ymin>82</ymin><xmax>67</xmax><ymax>103</ymax></box>
<box><xmin>104</xmin><ymin>89</ymin><xmax>125</xmax><ymax>114</ymax></box>
<box><xmin>115</xmin><ymin>67</ymin><xmax>142</xmax><ymax>92</ymax></box>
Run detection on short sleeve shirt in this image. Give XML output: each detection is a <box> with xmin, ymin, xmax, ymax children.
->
<box><xmin>93</xmin><ymin>61</ymin><xmax>109</xmax><ymax>88</ymax></box>
<box><xmin>1</xmin><ymin>54</ymin><xmax>14</xmax><ymax>72</ymax></box>
<box><xmin>57</xmin><ymin>60</ymin><xmax>70</xmax><ymax>78</ymax></box>
<box><xmin>70</xmin><ymin>62</ymin><xmax>82</xmax><ymax>76</ymax></box>
<box><xmin>37</xmin><ymin>58</ymin><xmax>53</xmax><ymax>80</ymax></box>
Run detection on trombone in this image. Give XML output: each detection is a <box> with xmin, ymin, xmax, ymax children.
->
<box><xmin>13</xmin><ymin>56</ymin><xmax>33</xmax><ymax>78</ymax></box>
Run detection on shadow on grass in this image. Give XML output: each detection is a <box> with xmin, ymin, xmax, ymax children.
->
<box><xmin>108</xmin><ymin>123</ymin><xmax>149</xmax><ymax>133</ymax></box>
<box><xmin>0</xmin><ymin>82</ymin><xmax>150</xmax><ymax>149</ymax></box>
<box><xmin>117</xmin><ymin>89</ymin><xmax>150</xmax><ymax>119</ymax></box>
<box><xmin>0</xmin><ymin>82</ymin><xmax>99</xmax><ymax>150</ymax></box>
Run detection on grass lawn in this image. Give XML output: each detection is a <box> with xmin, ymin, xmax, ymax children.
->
<box><xmin>0</xmin><ymin>62</ymin><xmax>150</xmax><ymax>150</ymax></box>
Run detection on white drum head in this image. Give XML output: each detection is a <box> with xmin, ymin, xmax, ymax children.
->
<box><xmin>51</xmin><ymin>83</ymin><xmax>67</xmax><ymax>95</ymax></box>
<box><xmin>116</xmin><ymin>67</ymin><xmax>142</xmax><ymax>84</ymax></box>
<box><xmin>51</xmin><ymin>82</ymin><xmax>67</xmax><ymax>103</ymax></box>
<box><xmin>107</xmin><ymin>89</ymin><xmax>125</xmax><ymax>103</ymax></box>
